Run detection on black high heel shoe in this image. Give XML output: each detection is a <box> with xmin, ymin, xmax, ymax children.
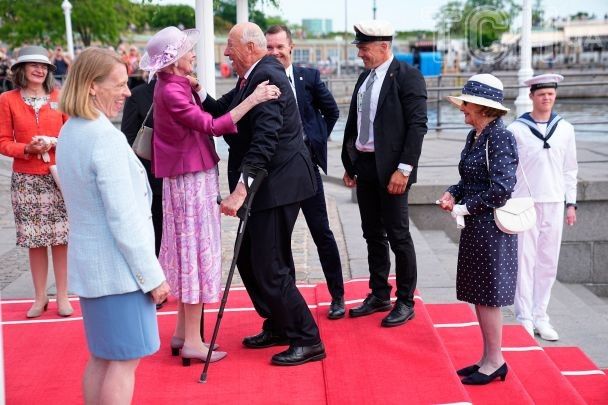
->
<box><xmin>456</xmin><ymin>364</ymin><xmax>480</xmax><ymax>377</ymax></box>
<box><xmin>462</xmin><ymin>363</ymin><xmax>508</xmax><ymax>385</ymax></box>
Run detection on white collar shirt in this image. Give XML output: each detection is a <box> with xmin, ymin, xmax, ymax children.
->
<box><xmin>285</xmin><ymin>64</ymin><xmax>297</xmax><ymax>99</ymax></box>
<box><xmin>356</xmin><ymin>55</ymin><xmax>393</xmax><ymax>152</ymax></box>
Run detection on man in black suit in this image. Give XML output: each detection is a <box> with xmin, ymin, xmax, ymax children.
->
<box><xmin>342</xmin><ymin>20</ymin><xmax>427</xmax><ymax>327</ymax></box>
<box><xmin>204</xmin><ymin>22</ymin><xmax>325</xmax><ymax>366</ymax></box>
<box><xmin>265</xmin><ymin>25</ymin><xmax>345</xmax><ymax>320</ymax></box>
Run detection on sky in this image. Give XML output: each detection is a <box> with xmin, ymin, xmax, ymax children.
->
<box><xmin>159</xmin><ymin>0</ymin><xmax>608</xmax><ymax>31</ymax></box>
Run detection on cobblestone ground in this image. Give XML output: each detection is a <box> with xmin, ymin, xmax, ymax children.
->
<box><xmin>0</xmin><ymin>155</ymin><xmax>351</xmax><ymax>294</ymax></box>
<box><xmin>0</xmin><ymin>157</ymin><xmax>29</xmax><ymax>290</ymax></box>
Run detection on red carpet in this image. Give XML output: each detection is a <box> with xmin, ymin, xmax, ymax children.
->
<box><xmin>426</xmin><ymin>303</ymin><xmax>534</xmax><ymax>405</ymax></box>
<box><xmin>426</xmin><ymin>303</ymin><xmax>590</xmax><ymax>404</ymax></box>
<box><xmin>2</xmin><ymin>282</ymin><xmax>605</xmax><ymax>404</ymax></box>
<box><xmin>544</xmin><ymin>347</ymin><xmax>608</xmax><ymax>404</ymax></box>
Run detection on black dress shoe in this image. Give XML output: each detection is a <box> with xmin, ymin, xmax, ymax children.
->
<box><xmin>381</xmin><ymin>301</ymin><xmax>415</xmax><ymax>327</ymax></box>
<box><xmin>456</xmin><ymin>364</ymin><xmax>481</xmax><ymax>377</ymax></box>
<box><xmin>328</xmin><ymin>296</ymin><xmax>345</xmax><ymax>320</ymax></box>
<box><xmin>349</xmin><ymin>294</ymin><xmax>391</xmax><ymax>318</ymax></box>
<box><xmin>242</xmin><ymin>330</ymin><xmax>289</xmax><ymax>349</ymax></box>
<box><xmin>462</xmin><ymin>363</ymin><xmax>508</xmax><ymax>385</ymax></box>
<box><xmin>271</xmin><ymin>342</ymin><xmax>326</xmax><ymax>366</ymax></box>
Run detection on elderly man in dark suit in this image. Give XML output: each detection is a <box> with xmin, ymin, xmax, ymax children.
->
<box><xmin>265</xmin><ymin>25</ymin><xmax>345</xmax><ymax>320</ymax></box>
<box><xmin>342</xmin><ymin>20</ymin><xmax>427</xmax><ymax>327</ymax></box>
<box><xmin>203</xmin><ymin>22</ymin><xmax>325</xmax><ymax>366</ymax></box>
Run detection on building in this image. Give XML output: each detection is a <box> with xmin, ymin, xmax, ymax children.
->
<box><xmin>302</xmin><ymin>19</ymin><xmax>333</xmax><ymax>37</ymax></box>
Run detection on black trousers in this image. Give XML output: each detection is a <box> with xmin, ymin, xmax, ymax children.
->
<box><xmin>300</xmin><ymin>165</ymin><xmax>344</xmax><ymax>300</ymax></box>
<box><xmin>355</xmin><ymin>153</ymin><xmax>417</xmax><ymax>307</ymax></box>
<box><xmin>237</xmin><ymin>202</ymin><xmax>320</xmax><ymax>346</ymax></box>
<box><xmin>151</xmin><ymin>192</ymin><xmax>163</xmax><ymax>256</ymax></box>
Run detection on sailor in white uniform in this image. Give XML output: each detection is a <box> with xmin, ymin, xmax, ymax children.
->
<box><xmin>507</xmin><ymin>73</ymin><xmax>578</xmax><ymax>341</ymax></box>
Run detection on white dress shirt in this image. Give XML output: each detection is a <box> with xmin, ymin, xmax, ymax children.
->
<box><xmin>355</xmin><ymin>55</ymin><xmax>412</xmax><ymax>173</ymax></box>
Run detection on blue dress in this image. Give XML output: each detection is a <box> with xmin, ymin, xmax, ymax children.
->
<box><xmin>447</xmin><ymin>118</ymin><xmax>519</xmax><ymax>307</ymax></box>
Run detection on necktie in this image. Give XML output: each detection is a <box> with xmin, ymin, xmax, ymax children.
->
<box><xmin>358</xmin><ymin>70</ymin><xmax>376</xmax><ymax>145</ymax></box>
<box><xmin>239</xmin><ymin>78</ymin><xmax>247</xmax><ymax>89</ymax></box>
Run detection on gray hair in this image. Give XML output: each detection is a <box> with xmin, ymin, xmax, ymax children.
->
<box><xmin>241</xmin><ymin>25</ymin><xmax>267</xmax><ymax>49</ymax></box>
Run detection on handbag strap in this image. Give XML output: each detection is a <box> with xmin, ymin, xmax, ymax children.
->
<box><xmin>139</xmin><ymin>103</ymin><xmax>154</xmax><ymax>132</ymax></box>
<box><xmin>485</xmin><ymin>136</ymin><xmax>532</xmax><ymax>197</ymax></box>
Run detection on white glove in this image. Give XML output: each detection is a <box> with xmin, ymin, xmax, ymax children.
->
<box><xmin>451</xmin><ymin>204</ymin><xmax>470</xmax><ymax>229</ymax></box>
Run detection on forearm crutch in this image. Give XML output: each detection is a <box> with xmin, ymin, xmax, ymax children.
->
<box><xmin>200</xmin><ymin>166</ymin><xmax>267</xmax><ymax>383</ymax></box>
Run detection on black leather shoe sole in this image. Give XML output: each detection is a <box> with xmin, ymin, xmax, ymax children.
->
<box><xmin>381</xmin><ymin>311</ymin><xmax>415</xmax><ymax>327</ymax></box>
<box><xmin>327</xmin><ymin>309</ymin><xmax>345</xmax><ymax>320</ymax></box>
<box><xmin>243</xmin><ymin>339</ymin><xmax>289</xmax><ymax>349</ymax></box>
<box><xmin>349</xmin><ymin>304</ymin><xmax>392</xmax><ymax>318</ymax></box>
<box><xmin>243</xmin><ymin>336</ymin><xmax>289</xmax><ymax>349</ymax></box>
<box><xmin>271</xmin><ymin>351</ymin><xmax>327</xmax><ymax>366</ymax></box>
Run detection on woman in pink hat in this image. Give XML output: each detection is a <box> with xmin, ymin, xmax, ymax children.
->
<box><xmin>140</xmin><ymin>26</ymin><xmax>280</xmax><ymax>366</ymax></box>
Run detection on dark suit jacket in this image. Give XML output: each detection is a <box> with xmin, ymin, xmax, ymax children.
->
<box><xmin>292</xmin><ymin>66</ymin><xmax>339</xmax><ymax>174</ymax></box>
<box><xmin>203</xmin><ymin>56</ymin><xmax>316</xmax><ymax>212</ymax></box>
<box><xmin>121</xmin><ymin>79</ymin><xmax>163</xmax><ymax>195</ymax></box>
<box><xmin>341</xmin><ymin>58</ymin><xmax>427</xmax><ymax>186</ymax></box>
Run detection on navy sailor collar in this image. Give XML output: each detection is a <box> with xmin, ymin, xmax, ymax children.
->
<box><xmin>516</xmin><ymin>112</ymin><xmax>562</xmax><ymax>148</ymax></box>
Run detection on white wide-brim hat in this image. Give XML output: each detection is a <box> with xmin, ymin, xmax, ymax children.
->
<box><xmin>11</xmin><ymin>45</ymin><xmax>56</xmax><ymax>72</ymax></box>
<box><xmin>139</xmin><ymin>26</ymin><xmax>200</xmax><ymax>72</ymax></box>
<box><xmin>446</xmin><ymin>73</ymin><xmax>509</xmax><ymax>111</ymax></box>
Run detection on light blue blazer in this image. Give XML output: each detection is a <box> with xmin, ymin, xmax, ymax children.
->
<box><xmin>56</xmin><ymin>113</ymin><xmax>165</xmax><ymax>298</ymax></box>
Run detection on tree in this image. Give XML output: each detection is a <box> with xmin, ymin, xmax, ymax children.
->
<box><xmin>0</xmin><ymin>0</ymin><xmax>138</xmax><ymax>48</ymax></box>
<box><xmin>435</xmin><ymin>0</ymin><xmax>520</xmax><ymax>38</ymax></box>
<box><xmin>532</xmin><ymin>0</ymin><xmax>544</xmax><ymax>28</ymax></box>
<box><xmin>71</xmin><ymin>0</ymin><xmax>137</xmax><ymax>46</ymax></box>
<box><xmin>140</xmin><ymin>4</ymin><xmax>196</xmax><ymax>30</ymax></box>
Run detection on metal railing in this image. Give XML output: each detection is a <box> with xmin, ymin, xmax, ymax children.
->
<box><xmin>324</xmin><ymin>72</ymin><xmax>608</xmax><ymax>131</ymax></box>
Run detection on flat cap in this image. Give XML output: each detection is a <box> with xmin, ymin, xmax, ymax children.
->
<box><xmin>524</xmin><ymin>73</ymin><xmax>564</xmax><ymax>91</ymax></box>
<box><xmin>352</xmin><ymin>20</ymin><xmax>395</xmax><ymax>44</ymax></box>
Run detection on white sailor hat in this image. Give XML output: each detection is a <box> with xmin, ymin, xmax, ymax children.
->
<box><xmin>352</xmin><ymin>20</ymin><xmax>395</xmax><ymax>44</ymax></box>
<box><xmin>524</xmin><ymin>73</ymin><xmax>564</xmax><ymax>92</ymax></box>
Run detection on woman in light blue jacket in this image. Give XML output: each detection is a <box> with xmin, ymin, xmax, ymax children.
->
<box><xmin>56</xmin><ymin>48</ymin><xmax>170</xmax><ymax>404</ymax></box>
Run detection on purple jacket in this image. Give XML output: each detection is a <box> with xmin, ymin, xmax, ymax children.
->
<box><xmin>152</xmin><ymin>72</ymin><xmax>237</xmax><ymax>178</ymax></box>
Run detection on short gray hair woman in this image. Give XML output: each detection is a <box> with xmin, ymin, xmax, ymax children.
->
<box><xmin>438</xmin><ymin>74</ymin><xmax>518</xmax><ymax>385</ymax></box>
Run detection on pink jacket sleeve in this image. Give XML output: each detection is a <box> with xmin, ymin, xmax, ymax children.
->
<box><xmin>164</xmin><ymin>83</ymin><xmax>236</xmax><ymax>136</ymax></box>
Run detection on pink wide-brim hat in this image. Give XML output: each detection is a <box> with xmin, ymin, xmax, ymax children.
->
<box><xmin>139</xmin><ymin>26</ymin><xmax>200</xmax><ymax>72</ymax></box>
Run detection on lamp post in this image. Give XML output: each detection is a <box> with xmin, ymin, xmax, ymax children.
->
<box><xmin>61</xmin><ymin>0</ymin><xmax>75</xmax><ymax>59</ymax></box>
<box><xmin>515</xmin><ymin>0</ymin><xmax>533</xmax><ymax>115</ymax></box>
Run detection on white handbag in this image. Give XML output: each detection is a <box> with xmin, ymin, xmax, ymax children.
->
<box><xmin>132</xmin><ymin>104</ymin><xmax>153</xmax><ymax>160</ymax></box>
<box><xmin>485</xmin><ymin>139</ymin><xmax>536</xmax><ymax>234</ymax></box>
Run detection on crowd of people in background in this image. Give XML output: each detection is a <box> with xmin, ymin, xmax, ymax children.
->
<box><xmin>0</xmin><ymin>43</ymin><xmax>147</xmax><ymax>93</ymax></box>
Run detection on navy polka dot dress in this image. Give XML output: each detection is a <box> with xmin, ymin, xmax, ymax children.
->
<box><xmin>447</xmin><ymin>118</ymin><xmax>519</xmax><ymax>307</ymax></box>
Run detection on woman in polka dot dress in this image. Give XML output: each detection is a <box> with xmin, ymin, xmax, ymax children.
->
<box><xmin>438</xmin><ymin>74</ymin><xmax>518</xmax><ymax>385</ymax></box>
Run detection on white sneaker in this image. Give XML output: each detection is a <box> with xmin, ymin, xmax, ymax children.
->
<box><xmin>520</xmin><ymin>320</ymin><xmax>534</xmax><ymax>337</ymax></box>
<box><xmin>534</xmin><ymin>322</ymin><xmax>559</xmax><ymax>341</ymax></box>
